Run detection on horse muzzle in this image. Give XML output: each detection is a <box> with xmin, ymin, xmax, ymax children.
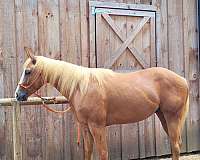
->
<box><xmin>15</xmin><ymin>90</ymin><xmax>28</xmax><ymax>101</ymax></box>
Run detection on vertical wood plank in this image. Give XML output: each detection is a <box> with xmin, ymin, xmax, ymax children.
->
<box><xmin>1</xmin><ymin>0</ymin><xmax>17</xmax><ymax>159</ymax></box>
<box><xmin>59</xmin><ymin>0</ymin><xmax>69</xmax><ymax>61</ymax></box>
<box><xmin>108</xmin><ymin>14</ymin><xmax>122</xmax><ymax>160</ymax></box>
<box><xmin>59</xmin><ymin>0</ymin><xmax>84</xmax><ymax>160</ymax></box>
<box><xmin>80</xmin><ymin>0</ymin><xmax>89</xmax><ymax>67</ymax></box>
<box><xmin>96</xmin><ymin>13</ymin><xmax>122</xmax><ymax>160</ymax></box>
<box><xmin>107</xmin><ymin>125</ymin><xmax>122</xmax><ymax>160</ymax></box>
<box><xmin>96</xmin><ymin>13</ymin><xmax>109</xmax><ymax>68</ymax></box>
<box><xmin>0</xmin><ymin>2</ymin><xmax>6</xmax><ymax>159</ymax></box>
<box><xmin>153</xmin><ymin>0</ymin><xmax>168</xmax><ymax>68</ymax></box>
<box><xmin>198</xmin><ymin>2</ymin><xmax>200</xmax><ymax>148</ymax></box>
<box><xmin>93</xmin><ymin>13</ymin><xmax>105</xmax><ymax>160</ymax></box>
<box><xmin>64</xmin><ymin>0</ymin><xmax>82</xmax><ymax>64</ymax></box>
<box><xmin>122</xmin><ymin>123</ymin><xmax>139</xmax><ymax>160</ymax></box>
<box><xmin>113</xmin><ymin>14</ymin><xmax>130</xmax><ymax>70</ymax></box>
<box><xmin>183</xmin><ymin>0</ymin><xmax>200</xmax><ymax>152</ymax></box>
<box><xmin>122</xmin><ymin>15</ymin><xmax>140</xmax><ymax>160</ymax></box>
<box><xmin>167</xmin><ymin>0</ymin><xmax>184</xmax><ymax>75</ymax></box>
<box><xmin>38</xmin><ymin>0</ymin><xmax>64</xmax><ymax>159</ymax></box>
<box><xmin>152</xmin><ymin>0</ymin><xmax>171</xmax><ymax>156</ymax></box>
<box><xmin>150</xmin><ymin>14</ymin><xmax>156</xmax><ymax>67</ymax></box>
<box><xmin>59</xmin><ymin>0</ymin><xmax>72</xmax><ymax>159</ymax></box>
<box><xmin>89</xmin><ymin>2</ymin><xmax>96</xmax><ymax>68</ymax></box>
<box><xmin>143</xmin><ymin>14</ymin><xmax>156</xmax><ymax>158</ymax></box>
<box><xmin>0</xmin><ymin>1</ymin><xmax>199</xmax><ymax>160</ymax></box>
<box><xmin>138</xmin><ymin>15</ymin><xmax>156</xmax><ymax>158</ymax></box>
<box><xmin>14</xmin><ymin>1</ymin><xmax>43</xmax><ymax>159</ymax></box>
<box><xmin>12</xmin><ymin>102</ymin><xmax>22</xmax><ymax>160</ymax></box>
<box><xmin>168</xmin><ymin>0</ymin><xmax>187</xmax><ymax>153</ymax></box>
<box><xmin>69</xmin><ymin>0</ymin><xmax>84</xmax><ymax>159</ymax></box>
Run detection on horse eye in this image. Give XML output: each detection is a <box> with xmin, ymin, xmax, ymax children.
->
<box><xmin>25</xmin><ymin>69</ymin><xmax>31</xmax><ymax>75</ymax></box>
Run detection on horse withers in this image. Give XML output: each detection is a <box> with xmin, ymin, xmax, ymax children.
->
<box><xmin>15</xmin><ymin>47</ymin><xmax>189</xmax><ymax>160</ymax></box>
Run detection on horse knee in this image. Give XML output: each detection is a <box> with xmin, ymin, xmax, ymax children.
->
<box><xmin>100</xmin><ymin>150</ymin><xmax>108</xmax><ymax>160</ymax></box>
<box><xmin>173</xmin><ymin>143</ymin><xmax>180</xmax><ymax>154</ymax></box>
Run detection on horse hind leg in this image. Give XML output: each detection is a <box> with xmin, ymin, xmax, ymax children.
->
<box><xmin>164</xmin><ymin>115</ymin><xmax>182</xmax><ymax>160</ymax></box>
<box><xmin>155</xmin><ymin>108</ymin><xmax>168</xmax><ymax>135</ymax></box>
<box><xmin>163</xmin><ymin>94</ymin><xmax>189</xmax><ymax>160</ymax></box>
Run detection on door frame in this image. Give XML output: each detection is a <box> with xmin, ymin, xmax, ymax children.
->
<box><xmin>89</xmin><ymin>0</ymin><xmax>161</xmax><ymax>68</ymax></box>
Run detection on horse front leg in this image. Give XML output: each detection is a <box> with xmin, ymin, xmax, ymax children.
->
<box><xmin>88</xmin><ymin>124</ymin><xmax>108</xmax><ymax>160</ymax></box>
<box><xmin>81</xmin><ymin>124</ymin><xmax>94</xmax><ymax>160</ymax></box>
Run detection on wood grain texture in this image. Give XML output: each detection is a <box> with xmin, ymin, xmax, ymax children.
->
<box><xmin>89</xmin><ymin>2</ymin><xmax>96</xmax><ymax>68</ymax></box>
<box><xmin>80</xmin><ymin>0</ymin><xmax>89</xmax><ymax>67</ymax></box>
<box><xmin>0</xmin><ymin>0</ymin><xmax>199</xmax><ymax>159</ymax></box>
<box><xmin>121</xmin><ymin>14</ymin><xmax>140</xmax><ymax>160</ymax></box>
<box><xmin>0</xmin><ymin>2</ymin><xmax>6</xmax><ymax>159</ymax></box>
<box><xmin>90</xmin><ymin>0</ymin><xmax>157</xmax><ymax>11</ymax></box>
<box><xmin>38</xmin><ymin>0</ymin><xmax>64</xmax><ymax>159</ymax></box>
<box><xmin>14</xmin><ymin>1</ymin><xmax>43</xmax><ymax>159</ymax></box>
<box><xmin>59</xmin><ymin>0</ymin><xmax>84</xmax><ymax>159</ymax></box>
<box><xmin>104</xmin><ymin>17</ymin><xmax>150</xmax><ymax>68</ymax></box>
<box><xmin>58</xmin><ymin>1</ymin><xmax>72</xmax><ymax>158</ymax></box>
<box><xmin>108</xmin><ymin>13</ymin><xmax>123</xmax><ymax>160</ymax></box>
<box><xmin>95</xmin><ymin>6</ymin><xmax>156</xmax><ymax>158</ymax></box>
<box><xmin>146</xmin><ymin>15</ymin><xmax>156</xmax><ymax>157</ymax></box>
<box><xmin>95</xmin><ymin>8</ymin><xmax>155</xmax><ymax>17</ymax></box>
<box><xmin>1</xmin><ymin>0</ymin><xmax>17</xmax><ymax>159</ymax></box>
<box><xmin>96</xmin><ymin>13</ymin><xmax>122</xmax><ymax>159</ymax></box>
<box><xmin>138</xmin><ymin>15</ymin><xmax>156</xmax><ymax>159</ymax></box>
<box><xmin>153</xmin><ymin>0</ymin><xmax>168</xmax><ymax>68</ymax></box>
<box><xmin>152</xmin><ymin>0</ymin><xmax>171</xmax><ymax>156</ymax></box>
<box><xmin>102</xmin><ymin>14</ymin><xmax>149</xmax><ymax>68</ymax></box>
<box><xmin>183</xmin><ymin>0</ymin><xmax>200</xmax><ymax>152</ymax></box>
<box><xmin>12</xmin><ymin>102</ymin><xmax>22</xmax><ymax>160</ymax></box>
<box><xmin>168</xmin><ymin>0</ymin><xmax>187</xmax><ymax>153</ymax></box>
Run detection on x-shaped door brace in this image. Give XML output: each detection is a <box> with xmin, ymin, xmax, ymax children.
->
<box><xmin>102</xmin><ymin>14</ymin><xmax>150</xmax><ymax>69</ymax></box>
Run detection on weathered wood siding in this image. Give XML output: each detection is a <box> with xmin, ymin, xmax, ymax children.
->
<box><xmin>153</xmin><ymin>0</ymin><xmax>200</xmax><ymax>156</ymax></box>
<box><xmin>0</xmin><ymin>0</ymin><xmax>199</xmax><ymax>159</ymax></box>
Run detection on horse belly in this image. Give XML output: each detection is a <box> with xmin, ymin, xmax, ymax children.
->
<box><xmin>105</xmin><ymin>73</ymin><xmax>160</xmax><ymax>125</ymax></box>
<box><xmin>107</xmin><ymin>106</ymin><xmax>157</xmax><ymax>125</ymax></box>
<box><xmin>106</xmin><ymin>101</ymin><xmax>158</xmax><ymax>125</ymax></box>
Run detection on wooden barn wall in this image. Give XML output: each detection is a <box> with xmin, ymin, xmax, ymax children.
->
<box><xmin>0</xmin><ymin>0</ymin><xmax>199</xmax><ymax>160</ymax></box>
<box><xmin>153</xmin><ymin>0</ymin><xmax>200</xmax><ymax>155</ymax></box>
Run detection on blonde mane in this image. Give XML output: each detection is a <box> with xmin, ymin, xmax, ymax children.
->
<box><xmin>35</xmin><ymin>56</ymin><xmax>114</xmax><ymax>98</ymax></box>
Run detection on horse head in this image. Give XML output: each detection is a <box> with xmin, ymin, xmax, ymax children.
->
<box><xmin>15</xmin><ymin>47</ymin><xmax>44</xmax><ymax>101</ymax></box>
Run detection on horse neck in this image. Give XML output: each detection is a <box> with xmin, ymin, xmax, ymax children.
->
<box><xmin>40</xmin><ymin>58</ymin><xmax>77</xmax><ymax>99</ymax></box>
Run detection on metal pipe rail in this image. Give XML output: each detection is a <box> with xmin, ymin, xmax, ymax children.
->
<box><xmin>0</xmin><ymin>96</ymin><xmax>69</xmax><ymax>160</ymax></box>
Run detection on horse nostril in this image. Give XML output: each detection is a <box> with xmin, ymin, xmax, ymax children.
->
<box><xmin>16</xmin><ymin>92</ymin><xmax>18</xmax><ymax>98</ymax></box>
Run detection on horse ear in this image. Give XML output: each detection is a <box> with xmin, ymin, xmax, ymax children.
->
<box><xmin>24</xmin><ymin>47</ymin><xmax>36</xmax><ymax>64</ymax></box>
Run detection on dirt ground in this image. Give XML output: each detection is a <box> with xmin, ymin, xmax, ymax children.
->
<box><xmin>159</xmin><ymin>153</ymin><xmax>200</xmax><ymax>160</ymax></box>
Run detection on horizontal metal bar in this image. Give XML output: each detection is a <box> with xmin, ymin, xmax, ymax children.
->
<box><xmin>95</xmin><ymin>8</ymin><xmax>155</xmax><ymax>17</ymax></box>
<box><xmin>0</xmin><ymin>96</ymin><xmax>69</xmax><ymax>107</ymax></box>
<box><xmin>89</xmin><ymin>1</ymin><xmax>159</xmax><ymax>12</ymax></box>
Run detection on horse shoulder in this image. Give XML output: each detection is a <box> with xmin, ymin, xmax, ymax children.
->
<box><xmin>72</xmin><ymin>82</ymin><xmax>107</xmax><ymax>127</ymax></box>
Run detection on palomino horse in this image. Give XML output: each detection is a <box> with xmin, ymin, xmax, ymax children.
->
<box><xmin>15</xmin><ymin>47</ymin><xmax>189</xmax><ymax>160</ymax></box>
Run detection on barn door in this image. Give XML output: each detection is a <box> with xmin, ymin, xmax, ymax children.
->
<box><xmin>89</xmin><ymin>2</ymin><xmax>158</xmax><ymax>159</ymax></box>
<box><xmin>96</xmin><ymin>9</ymin><xmax>156</xmax><ymax>70</ymax></box>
